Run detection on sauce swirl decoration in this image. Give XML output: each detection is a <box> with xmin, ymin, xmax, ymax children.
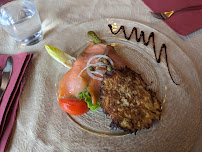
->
<box><xmin>108</xmin><ymin>24</ymin><xmax>179</xmax><ymax>85</ymax></box>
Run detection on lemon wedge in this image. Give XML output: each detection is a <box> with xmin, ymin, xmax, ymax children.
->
<box><xmin>45</xmin><ymin>45</ymin><xmax>76</xmax><ymax>68</ymax></box>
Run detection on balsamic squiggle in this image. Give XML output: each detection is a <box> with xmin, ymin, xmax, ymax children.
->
<box><xmin>108</xmin><ymin>24</ymin><xmax>179</xmax><ymax>85</ymax></box>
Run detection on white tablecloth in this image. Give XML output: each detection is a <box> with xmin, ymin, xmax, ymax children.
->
<box><xmin>0</xmin><ymin>0</ymin><xmax>201</xmax><ymax>151</ymax></box>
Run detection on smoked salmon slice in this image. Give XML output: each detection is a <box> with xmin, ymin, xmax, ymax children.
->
<box><xmin>58</xmin><ymin>42</ymin><xmax>129</xmax><ymax>105</ymax></box>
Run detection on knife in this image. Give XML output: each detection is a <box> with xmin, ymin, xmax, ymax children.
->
<box><xmin>0</xmin><ymin>56</ymin><xmax>13</xmax><ymax>101</ymax></box>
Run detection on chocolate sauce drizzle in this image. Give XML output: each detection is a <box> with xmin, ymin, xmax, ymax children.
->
<box><xmin>108</xmin><ymin>24</ymin><xmax>179</xmax><ymax>85</ymax></box>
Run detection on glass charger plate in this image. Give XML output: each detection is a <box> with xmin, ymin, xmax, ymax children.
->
<box><xmin>44</xmin><ymin>18</ymin><xmax>200</xmax><ymax>151</ymax></box>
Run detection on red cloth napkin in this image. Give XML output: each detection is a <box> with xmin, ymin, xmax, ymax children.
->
<box><xmin>142</xmin><ymin>0</ymin><xmax>202</xmax><ymax>36</ymax></box>
<box><xmin>0</xmin><ymin>52</ymin><xmax>33</xmax><ymax>152</ymax></box>
<box><xmin>0</xmin><ymin>0</ymin><xmax>13</xmax><ymax>7</ymax></box>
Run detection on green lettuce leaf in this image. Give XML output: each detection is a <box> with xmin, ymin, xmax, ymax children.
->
<box><xmin>78</xmin><ymin>90</ymin><xmax>101</xmax><ymax>111</ymax></box>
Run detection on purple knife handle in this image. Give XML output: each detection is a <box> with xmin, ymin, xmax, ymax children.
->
<box><xmin>181</xmin><ymin>5</ymin><xmax>202</xmax><ymax>11</ymax></box>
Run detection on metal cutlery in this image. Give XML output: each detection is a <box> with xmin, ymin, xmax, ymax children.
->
<box><xmin>0</xmin><ymin>56</ymin><xmax>13</xmax><ymax>101</ymax></box>
<box><xmin>151</xmin><ymin>5</ymin><xmax>202</xmax><ymax>20</ymax></box>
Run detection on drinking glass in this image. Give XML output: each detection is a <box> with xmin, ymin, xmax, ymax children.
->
<box><xmin>0</xmin><ymin>0</ymin><xmax>43</xmax><ymax>46</ymax></box>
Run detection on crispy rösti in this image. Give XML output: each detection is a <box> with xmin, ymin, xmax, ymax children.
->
<box><xmin>100</xmin><ymin>67</ymin><xmax>162</xmax><ymax>133</ymax></box>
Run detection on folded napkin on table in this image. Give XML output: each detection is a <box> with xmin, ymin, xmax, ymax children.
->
<box><xmin>0</xmin><ymin>0</ymin><xmax>13</xmax><ymax>7</ymax></box>
<box><xmin>0</xmin><ymin>52</ymin><xmax>33</xmax><ymax>152</ymax></box>
<box><xmin>142</xmin><ymin>0</ymin><xmax>202</xmax><ymax>36</ymax></box>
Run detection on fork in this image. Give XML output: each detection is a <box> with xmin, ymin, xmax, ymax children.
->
<box><xmin>151</xmin><ymin>5</ymin><xmax>202</xmax><ymax>20</ymax></box>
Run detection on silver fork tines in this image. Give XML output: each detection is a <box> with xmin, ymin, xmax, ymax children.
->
<box><xmin>151</xmin><ymin>5</ymin><xmax>202</xmax><ymax>20</ymax></box>
<box><xmin>151</xmin><ymin>11</ymin><xmax>175</xmax><ymax>20</ymax></box>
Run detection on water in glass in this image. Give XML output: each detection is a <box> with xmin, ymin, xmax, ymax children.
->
<box><xmin>0</xmin><ymin>0</ymin><xmax>43</xmax><ymax>45</ymax></box>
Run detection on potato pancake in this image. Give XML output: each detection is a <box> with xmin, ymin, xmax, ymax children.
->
<box><xmin>100</xmin><ymin>67</ymin><xmax>162</xmax><ymax>133</ymax></box>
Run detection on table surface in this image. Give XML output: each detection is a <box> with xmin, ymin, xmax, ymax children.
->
<box><xmin>0</xmin><ymin>0</ymin><xmax>201</xmax><ymax>151</ymax></box>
